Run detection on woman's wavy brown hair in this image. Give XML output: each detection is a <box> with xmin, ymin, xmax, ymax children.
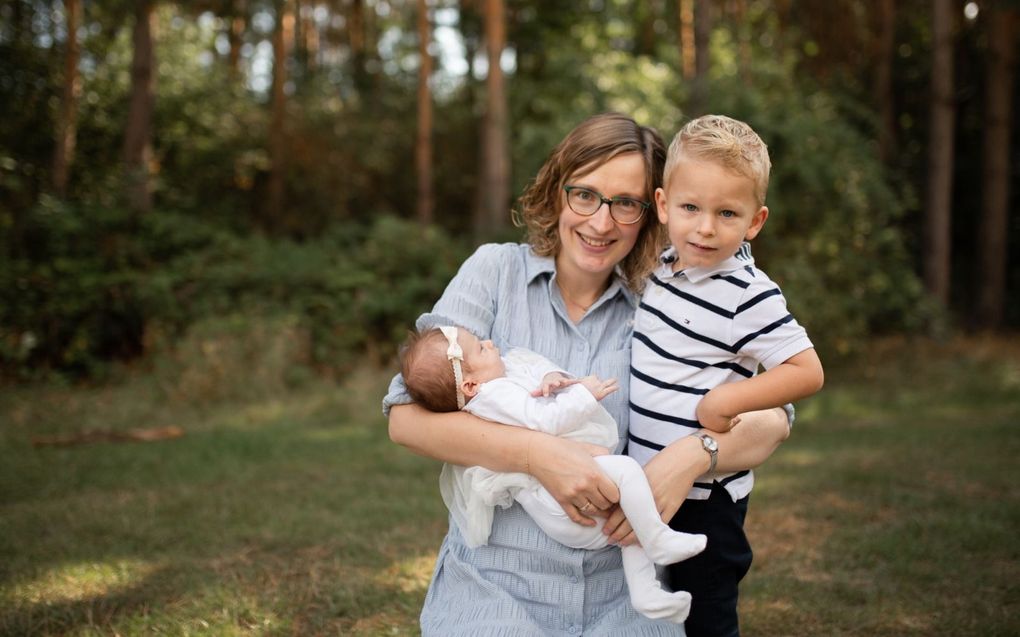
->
<box><xmin>513</xmin><ymin>112</ymin><xmax>667</xmax><ymax>291</ymax></box>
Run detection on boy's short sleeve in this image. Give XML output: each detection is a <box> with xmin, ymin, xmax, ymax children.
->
<box><xmin>732</xmin><ymin>283</ymin><xmax>814</xmax><ymax>371</ymax></box>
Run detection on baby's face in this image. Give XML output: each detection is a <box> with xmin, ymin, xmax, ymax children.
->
<box><xmin>458</xmin><ymin>331</ymin><xmax>505</xmax><ymax>383</ymax></box>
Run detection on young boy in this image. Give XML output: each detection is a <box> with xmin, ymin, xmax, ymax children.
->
<box><xmin>628</xmin><ymin>114</ymin><xmax>824</xmax><ymax>636</ymax></box>
<box><xmin>400</xmin><ymin>325</ymin><xmax>708</xmax><ymax>624</ymax></box>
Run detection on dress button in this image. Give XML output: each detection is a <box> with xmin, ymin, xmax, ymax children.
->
<box><xmin>568</xmin><ymin>626</ymin><xmax>579</xmax><ymax>634</ymax></box>
<box><xmin>570</xmin><ymin>575</ymin><xmax>579</xmax><ymax>584</ymax></box>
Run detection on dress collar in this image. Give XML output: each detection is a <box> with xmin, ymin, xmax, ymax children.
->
<box><xmin>525</xmin><ymin>245</ymin><xmax>636</xmax><ymax>309</ymax></box>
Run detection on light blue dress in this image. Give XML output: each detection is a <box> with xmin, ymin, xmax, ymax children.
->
<box><xmin>383</xmin><ymin>243</ymin><xmax>685</xmax><ymax>636</ymax></box>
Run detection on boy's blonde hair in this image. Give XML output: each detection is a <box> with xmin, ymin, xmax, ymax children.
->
<box><xmin>663</xmin><ymin>114</ymin><xmax>771</xmax><ymax>206</ymax></box>
<box><xmin>399</xmin><ymin>328</ymin><xmax>460</xmax><ymax>413</ymax></box>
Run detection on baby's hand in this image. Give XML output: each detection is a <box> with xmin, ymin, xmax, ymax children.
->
<box><xmin>579</xmin><ymin>375</ymin><xmax>619</xmax><ymax>401</ymax></box>
<box><xmin>532</xmin><ymin>372</ymin><xmax>579</xmax><ymax>398</ymax></box>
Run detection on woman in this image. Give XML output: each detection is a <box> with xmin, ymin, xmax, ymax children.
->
<box><xmin>384</xmin><ymin>112</ymin><xmax>790</xmax><ymax>635</ymax></box>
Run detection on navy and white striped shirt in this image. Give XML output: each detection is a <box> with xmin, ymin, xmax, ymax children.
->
<box><xmin>628</xmin><ymin>244</ymin><xmax>813</xmax><ymax>502</ymax></box>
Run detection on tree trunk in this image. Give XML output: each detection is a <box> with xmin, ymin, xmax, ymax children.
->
<box><xmin>874</xmin><ymin>0</ymin><xmax>897</xmax><ymax>164</ymax></box>
<box><xmin>349</xmin><ymin>0</ymin><xmax>369</xmax><ymax>91</ymax></box>
<box><xmin>474</xmin><ymin>0</ymin><xmax>509</xmax><ymax>237</ymax></box>
<box><xmin>228</xmin><ymin>0</ymin><xmax>247</xmax><ymax>77</ymax></box>
<box><xmin>122</xmin><ymin>0</ymin><xmax>156</xmax><ymax>214</ymax></box>
<box><xmin>416</xmin><ymin>0</ymin><xmax>434</xmax><ymax>224</ymax></box>
<box><xmin>976</xmin><ymin>5</ymin><xmax>1017</xmax><ymax>328</ymax></box>
<box><xmin>733</xmin><ymin>0</ymin><xmax>750</xmax><ymax>83</ymax></box>
<box><xmin>689</xmin><ymin>0</ymin><xmax>711</xmax><ymax>114</ymax></box>
<box><xmin>52</xmin><ymin>0</ymin><xmax>82</xmax><ymax>198</ymax></box>
<box><xmin>678</xmin><ymin>0</ymin><xmax>695</xmax><ymax>80</ymax></box>
<box><xmin>923</xmin><ymin>0</ymin><xmax>955</xmax><ymax>308</ymax></box>
<box><xmin>635</xmin><ymin>0</ymin><xmax>658</xmax><ymax>57</ymax></box>
<box><xmin>303</xmin><ymin>6</ymin><xmax>318</xmax><ymax>71</ymax></box>
<box><xmin>268</xmin><ymin>0</ymin><xmax>294</xmax><ymax>228</ymax></box>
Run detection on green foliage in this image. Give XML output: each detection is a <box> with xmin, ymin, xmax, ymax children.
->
<box><xmin>1</xmin><ymin>210</ymin><xmax>469</xmax><ymax>380</ymax></box>
<box><xmin>700</xmin><ymin>56</ymin><xmax>931</xmax><ymax>356</ymax></box>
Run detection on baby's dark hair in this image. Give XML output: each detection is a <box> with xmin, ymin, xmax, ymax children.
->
<box><xmin>399</xmin><ymin>328</ymin><xmax>460</xmax><ymax>413</ymax></box>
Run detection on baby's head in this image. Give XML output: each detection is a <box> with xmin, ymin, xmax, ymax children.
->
<box><xmin>400</xmin><ymin>326</ymin><xmax>506</xmax><ymax>413</ymax></box>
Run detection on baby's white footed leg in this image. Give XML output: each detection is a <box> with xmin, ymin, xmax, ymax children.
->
<box><xmin>620</xmin><ymin>545</ymin><xmax>693</xmax><ymax>624</ymax></box>
<box><xmin>642</xmin><ymin>527</ymin><xmax>707</xmax><ymax>566</ymax></box>
<box><xmin>594</xmin><ymin>455</ymin><xmax>707</xmax><ymax>564</ymax></box>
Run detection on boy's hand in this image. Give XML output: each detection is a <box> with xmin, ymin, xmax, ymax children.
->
<box><xmin>532</xmin><ymin>372</ymin><xmax>579</xmax><ymax>397</ymax></box>
<box><xmin>579</xmin><ymin>375</ymin><xmax>619</xmax><ymax>401</ymax></box>
<box><xmin>696</xmin><ymin>386</ymin><xmax>739</xmax><ymax>432</ymax></box>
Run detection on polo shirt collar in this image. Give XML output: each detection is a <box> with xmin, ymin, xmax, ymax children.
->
<box><xmin>656</xmin><ymin>242</ymin><xmax>756</xmax><ymax>283</ymax></box>
<box><xmin>526</xmin><ymin>246</ymin><xmax>637</xmax><ymax>309</ymax></box>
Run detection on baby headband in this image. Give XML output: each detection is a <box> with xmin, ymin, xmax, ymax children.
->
<box><xmin>438</xmin><ymin>326</ymin><xmax>466</xmax><ymax>409</ymax></box>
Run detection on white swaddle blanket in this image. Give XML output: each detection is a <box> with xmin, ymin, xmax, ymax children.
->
<box><xmin>438</xmin><ymin>348</ymin><xmax>619</xmax><ymax>547</ymax></box>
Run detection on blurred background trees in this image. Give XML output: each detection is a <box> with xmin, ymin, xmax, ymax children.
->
<box><xmin>1</xmin><ymin>0</ymin><xmax>1017</xmax><ymax>380</ymax></box>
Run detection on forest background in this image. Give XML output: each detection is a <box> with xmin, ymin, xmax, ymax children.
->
<box><xmin>2</xmin><ymin>0</ymin><xmax>1018</xmax><ymax>381</ymax></box>
<box><xmin>1</xmin><ymin>1</ymin><xmax>1018</xmax><ymax>635</ymax></box>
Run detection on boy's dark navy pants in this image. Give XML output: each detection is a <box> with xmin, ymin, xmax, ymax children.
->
<box><xmin>664</xmin><ymin>483</ymin><xmax>753</xmax><ymax>637</ymax></box>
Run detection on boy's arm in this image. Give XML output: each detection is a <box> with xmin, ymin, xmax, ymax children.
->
<box><xmin>696</xmin><ymin>348</ymin><xmax>824</xmax><ymax>432</ymax></box>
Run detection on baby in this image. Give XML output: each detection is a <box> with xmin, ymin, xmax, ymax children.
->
<box><xmin>400</xmin><ymin>325</ymin><xmax>708</xmax><ymax>624</ymax></box>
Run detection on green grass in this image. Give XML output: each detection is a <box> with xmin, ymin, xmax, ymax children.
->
<box><xmin>0</xmin><ymin>368</ymin><xmax>447</xmax><ymax>636</ymax></box>
<box><xmin>1</xmin><ymin>336</ymin><xmax>1018</xmax><ymax>635</ymax></box>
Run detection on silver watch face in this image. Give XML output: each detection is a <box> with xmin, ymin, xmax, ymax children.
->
<box><xmin>701</xmin><ymin>434</ymin><xmax>718</xmax><ymax>452</ymax></box>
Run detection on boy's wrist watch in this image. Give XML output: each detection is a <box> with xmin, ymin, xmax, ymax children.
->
<box><xmin>695</xmin><ymin>433</ymin><xmax>718</xmax><ymax>473</ymax></box>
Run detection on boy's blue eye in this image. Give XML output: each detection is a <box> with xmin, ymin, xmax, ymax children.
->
<box><xmin>720</xmin><ymin>210</ymin><xmax>736</xmax><ymax>218</ymax></box>
<box><xmin>683</xmin><ymin>204</ymin><xmax>698</xmax><ymax>213</ymax></box>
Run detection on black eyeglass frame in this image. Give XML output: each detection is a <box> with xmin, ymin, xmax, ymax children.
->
<box><xmin>562</xmin><ymin>185</ymin><xmax>651</xmax><ymax>225</ymax></box>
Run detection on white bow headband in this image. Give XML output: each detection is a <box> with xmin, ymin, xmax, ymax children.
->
<box><xmin>438</xmin><ymin>326</ymin><xmax>466</xmax><ymax>409</ymax></box>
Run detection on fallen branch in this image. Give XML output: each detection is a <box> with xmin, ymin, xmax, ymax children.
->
<box><xmin>31</xmin><ymin>426</ymin><xmax>185</xmax><ymax>448</ymax></box>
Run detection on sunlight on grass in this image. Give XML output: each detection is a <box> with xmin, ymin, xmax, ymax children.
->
<box><xmin>2</xmin><ymin>338</ymin><xmax>1017</xmax><ymax>635</ymax></box>
<box><xmin>374</xmin><ymin>553</ymin><xmax>437</xmax><ymax>595</ymax></box>
<box><xmin>4</xmin><ymin>559</ymin><xmax>156</xmax><ymax>605</ymax></box>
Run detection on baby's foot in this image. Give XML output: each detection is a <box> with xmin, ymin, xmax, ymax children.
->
<box><xmin>644</xmin><ymin>531</ymin><xmax>707</xmax><ymax>565</ymax></box>
<box><xmin>631</xmin><ymin>588</ymin><xmax>693</xmax><ymax>624</ymax></box>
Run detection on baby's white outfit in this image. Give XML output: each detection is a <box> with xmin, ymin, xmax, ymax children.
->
<box><xmin>439</xmin><ymin>348</ymin><xmax>706</xmax><ymax>624</ymax></box>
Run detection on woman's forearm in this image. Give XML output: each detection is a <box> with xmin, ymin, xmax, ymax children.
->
<box><xmin>389</xmin><ymin>402</ymin><xmax>622</xmax><ymax>523</ymax></box>
<box><xmin>614</xmin><ymin>406</ymin><xmax>792</xmax><ymax>544</ymax></box>
<box><xmin>388</xmin><ymin>403</ymin><xmax>532</xmax><ymax>472</ymax></box>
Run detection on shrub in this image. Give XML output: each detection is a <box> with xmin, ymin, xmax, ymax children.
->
<box><xmin>702</xmin><ymin>62</ymin><xmax>932</xmax><ymax>356</ymax></box>
<box><xmin>1</xmin><ymin>210</ymin><xmax>469</xmax><ymax>381</ymax></box>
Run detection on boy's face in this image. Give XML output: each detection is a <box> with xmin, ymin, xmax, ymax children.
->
<box><xmin>458</xmin><ymin>330</ymin><xmax>505</xmax><ymax>384</ymax></box>
<box><xmin>655</xmin><ymin>154</ymin><xmax>768</xmax><ymax>271</ymax></box>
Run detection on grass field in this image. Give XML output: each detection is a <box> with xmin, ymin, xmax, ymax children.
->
<box><xmin>1</xmin><ymin>336</ymin><xmax>1018</xmax><ymax>636</ymax></box>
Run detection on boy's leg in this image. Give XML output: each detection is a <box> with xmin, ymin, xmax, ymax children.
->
<box><xmin>664</xmin><ymin>483</ymin><xmax>752</xmax><ymax>637</ymax></box>
<box><xmin>593</xmin><ymin>455</ymin><xmax>706</xmax><ymax>564</ymax></box>
<box><xmin>620</xmin><ymin>544</ymin><xmax>692</xmax><ymax>624</ymax></box>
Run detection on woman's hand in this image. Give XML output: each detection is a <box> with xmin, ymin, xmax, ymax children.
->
<box><xmin>528</xmin><ymin>434</ymin><xmax>620</xmax><ymax>526</ymax></box>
